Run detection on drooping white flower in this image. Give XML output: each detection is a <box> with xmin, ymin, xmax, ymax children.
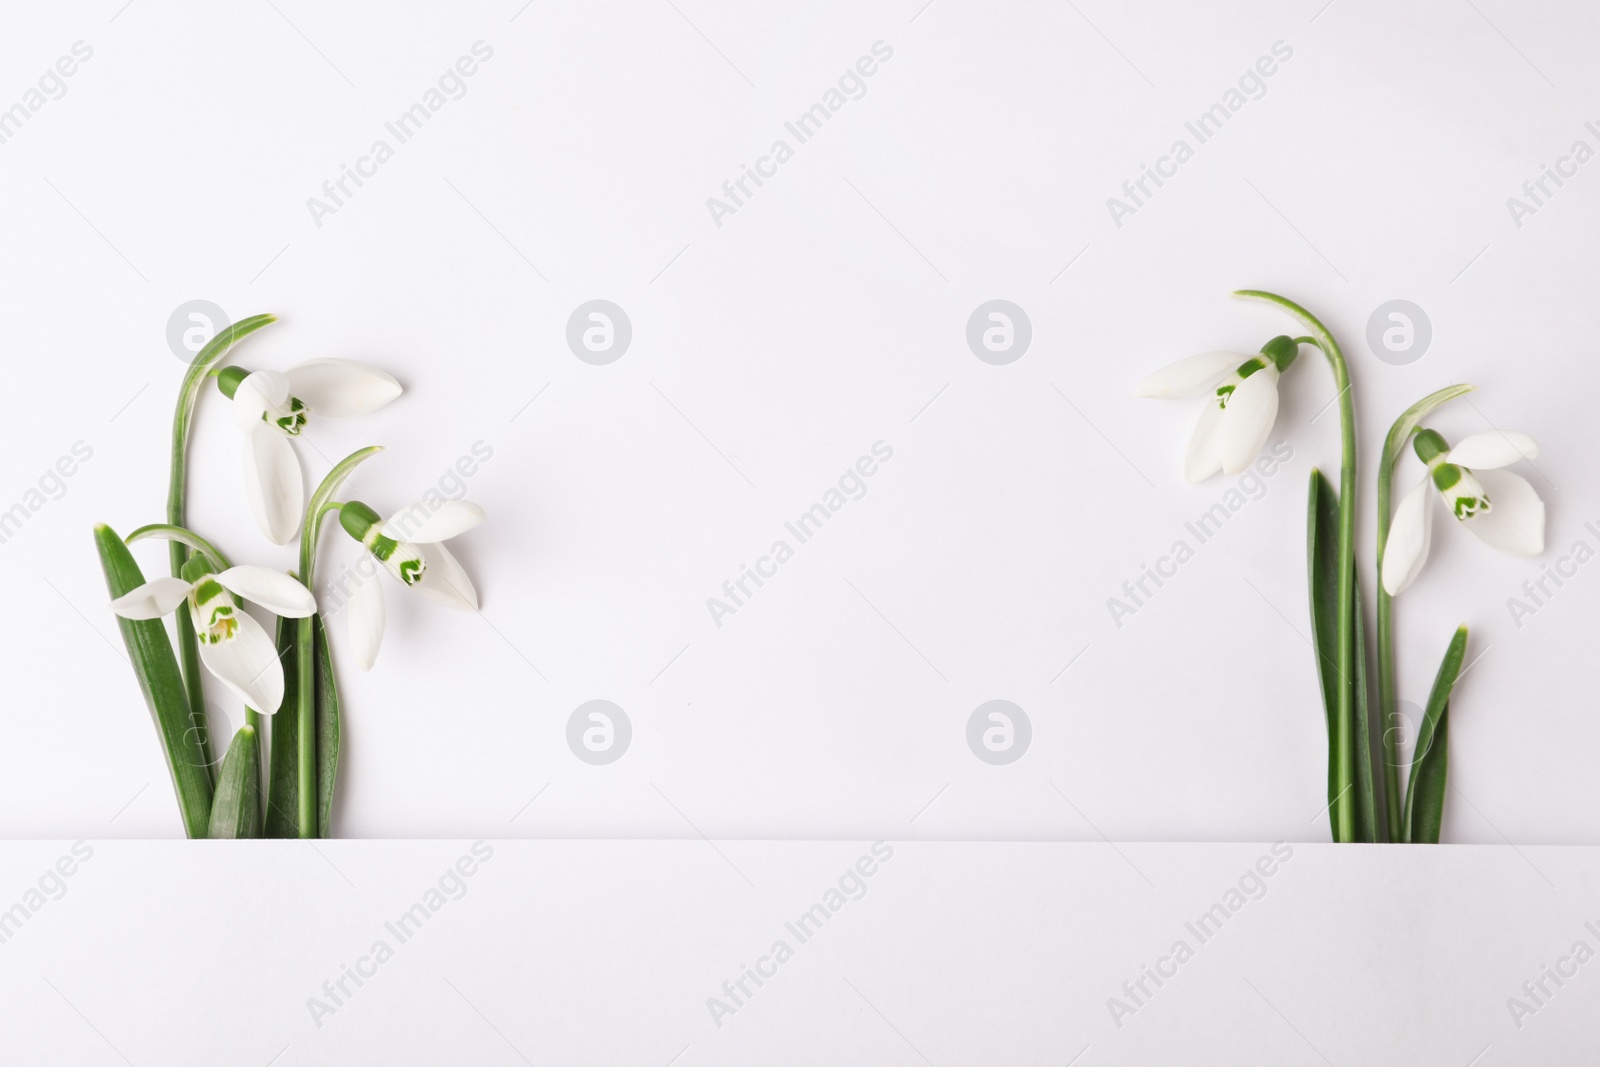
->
<box><xmin>221</xmin><ymin>360</ymin><xmax>402</xmax><ymax>544</ymax></box>
<box><xmin>1381</xmin><ymin>428</ymin><xmax>1545</xmax><ymax>596</ymax></box>
<box><xmin>335</xmin><ymin>499</ymin><xmax>483</xmax><ymax>670</ymax></box>
<box><xmin>1136</xmin><ymin>337</ymin><xmax>1301</xmax><ymax>483</ymax></box>
<box><xmin>110</xmin><ymin>563</ymin><xmax>316</xmax><ymax>712</ymax></box>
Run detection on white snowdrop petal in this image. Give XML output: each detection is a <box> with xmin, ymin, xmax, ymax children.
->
<box><xmin>214</xmin><ymin>566</ymin><xmax>317</xmax><ymax>618</ymax></box>
<box><xmin>198</xmin><ymin>611</ymin><xmax>285</xmax><ymax>713</ymax></box>
<box><xmin>109</xmin><ymin>577</ymin><xmax>193</xmax><ymax>620</ymax></box>
<box><xmin>1445</xmin><ymin>431</ymin><xmax>1539</xmax><ymax>471</ymax></box>
<box><xmin>413</xmin><ymin>542</ymin><xmax>478</xmax><ymax>611</ymax></box>
<box><xmin>243</xmin><ymin>425</ymin><xmax>305</xmax><ymax>545</ymax></box>
<box><xmin>1461</xmin><ymin>469</ymin><xmax>1545</xmax><ymax>557</ymax></box>
<box><xmin>232</xmin><ymin>370</ymin><xmax>291</xmax><ymax>434</ymax></box>
<box><xmin>1381</xmin><ymin>478</ymin><xmax>1435</xmax><ymax>596</ymax></box>
<box><xmin>1135</xmin><ymin>351</ymin><xmax>1243</xmax><ymax>399</ymax></box>
<box><xmin>285</xmin><ymin>359</ymin><xmax>402</xmax><ymax>418</ymax></box>
<box><xmin>1216</xmin><ymin>368</ymin><xmax>1280</xmax><ymax>476</ymax></box>
<box><xmin>348</xmin><ymin>563</ymin><xmax>386</xmax><ymax>671</ymax></box>
<box><xmin>382</xmin><ymin>500</ymin><xmax>485</xmax><ymax>543</ymax></box>
<box><xmin>1184</xmin><ymin>397</ymin><xmax>1227</xmax><ymax>483</ymax></box>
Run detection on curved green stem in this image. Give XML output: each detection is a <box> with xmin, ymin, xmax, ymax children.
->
<box><xmin>295</xmin><ymin>446</ymin><xmax>383</xmax><ymax>838</ymax></box>
<box><xmin>165</xmin><ymin>313</ymin><xmax>277</xmax><ymax>780</ymax></box>
<box><xmin>1376</xmin><ymin>384</ymin><xmax>1476</xmax><ymax>841</ymax></box>
<box><xmin>1235</xmin><ymin>290</ymin><xmax>1359</xmax><ymax>843</ymax></box>
<box><xmin>125</xmin><ymin>524</ymin><xmax>231</xmax><ymax>572</ymax></box>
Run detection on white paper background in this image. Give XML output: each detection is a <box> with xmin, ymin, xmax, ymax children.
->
<box><xmin>0</xmin><ymin>0</ymin><xmax>1595</xmax><ymax>841</ymax></box>
<box><xmin>2</xmin><ymin>841</ymin><xmax>1598</xmax><ymax>1064</ymax></box>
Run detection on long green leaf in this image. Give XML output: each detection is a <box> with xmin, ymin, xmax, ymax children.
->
<box><xmin>93</xmin><ymin>523</ymin><xmax>213</xmax><ymax>837</ymax></box>
<box><xmin>1306</xmin><ymin>471</ymin><xmax>1381</xmax><ymax>841</ymax></box>
<box><xmin>1350</xmin><ymin>572</ymin><xmax>1382</xmax><ymax>842</ymax></box>
<box><xmin>207</xmin><ymin>725</ymin><xmax>261</xmax><ymax>838</ymax></box>
<box><xmin>263</xmin><ymin>613</ymin><xmax>341</xmax><ymax>837</ymax></box>
<box><xmin>264</xmin><ymin>615</ymin><xmax>301</xmax><ymax>838</ymax></box>
<box><xmin>1403</xmin><ymin>626</ymin><xmax>1468</xmax><ymax>844</ymax></box>
<box><xmin>1306</xmin><ymin>471</ymin><xmax>1342</xmax><ymax>833</ymax></box>
<box><xmin>315</xmin><ymin>616</ymin><xmax>341</xmax><ymax>837</ymax></box>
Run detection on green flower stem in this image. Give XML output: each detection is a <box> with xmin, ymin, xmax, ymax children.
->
<box><xmin>1234</xmin><ymin>290</ymin><xmax>1358</xmax><ymax>843</ymax></box>
<box><xmin>1376</xmin><ymin>384</ymin><xmax>1476</xmax><ymax>842</ymax></box>
<box><xmin>165</xmin><ymin>314</ymin><xmax>277</xmax><ymax>780</ymax></box>
<box><xmin>295</xmin><ymin>446</ymin><xmax>383</xmax><ymax>837</ymax></box>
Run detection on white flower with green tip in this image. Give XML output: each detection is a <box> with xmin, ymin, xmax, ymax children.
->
<box><xmin>1381</xmin><ymin>428</ymin><xmax>1546</xmax><ymax>595</ymax></box>
<box><xmin>1136</xmin><ymin>337</ymin><xmax>1300</xmax><ymax>483</ymax></box>
<box><xmin>336</xmin><ymin>498</ymin><xmax>483</xmax><ymax>670</ymax></box>
<box><xmin>110</xmin><ymin>562</ymin><xmax>316</xmax><ymax>712</ymax></box>
<box><xmin>219</xmin><ymin>360</ymin><xmax>402</xmax><ymax>545</ymax></box>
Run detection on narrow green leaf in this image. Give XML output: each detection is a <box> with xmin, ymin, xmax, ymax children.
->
<box><xmin>93</xmin><ymin>523</ymin><xmax>213</xmax><ymax>837</ymax></box>
<box><xmin>1306</xmin><ymin>471</ymin><xmax>1341</xmax><ymax>834</ymax></box>
<box><xmin>1306</xmin><ymin>472</ymin><xmax>1382</xmax><ymax>841</ymax></box>
<box><xmin>315</xmin><ymin>616</ymin><xmax>341</xmax><ymax>838</ymax></box>
<box><xmin>1403</xmin><ymin>626</ymin><xmax>1468</xmax><ymax>844</ymax></box>
<box><xmin>263</xmin><ymin>615</ymin><xmax>300</xmax><ymax>838</ymax></box>
<box><xmin>264</xmin><ymin>614</ymin><xmax>341</xmax><ymax>837</ymax></box>
<box><xmin>207</xmin><ymin>725</ymin><xmax>261</xmax><ymax>839</ymax></box>
<box><xmin>1350</xmin><ymin>573</ymin><xmax>1383</xmax><ymax>842</ymax></box>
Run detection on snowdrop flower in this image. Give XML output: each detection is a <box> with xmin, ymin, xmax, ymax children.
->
<box><xmin>1382</xmin><ymin>428</ymin><xmax>1545</xmax><ymax>596</ymax></box>
<box><xmin>110</xmin><ymin>560</ymin><xmax>316</xmax><ymax>712</ymax></box>
<box><xmin>1136</xmin><ymin>336</ymin><xmax>1300</xmax><ymax>483</ymax></box>
<box><xmin>335</xmin><ymin>498</ymin><xmax>483</xmax><ymax>670</ymax></box>
<box><xmin>218</xmin><ymin>361</ymin><xmax>402</xmax><ymax>545</ymax></box>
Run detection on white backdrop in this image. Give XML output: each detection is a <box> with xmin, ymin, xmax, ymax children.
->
<box><xmin>1</xmin><ymin>0</ymin><xmax>1596</xmax><ymax>842</ymax></box>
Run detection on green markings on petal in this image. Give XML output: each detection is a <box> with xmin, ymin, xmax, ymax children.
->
<box><xmin>378</xmin><ymin>539</ymin><xmax>427</xmax><ymax>586</ymax></box>
<box><xmin>362</xmin><ymin>527</ymin><xmax>427</xmax><ymax>586</ymax></box>
<box><xmin>189</xmin><ymin>579</ymin><xmax>240</xmax><ymax>643</ymax></box>
<box><xmin>1214</xmin><ymin>357</ymin><xmax>1269</xmax><ymax>408</ymax></box>
<box><xmin>366</xmin><ymin>532</ymin><xmax>398</xmax><ymax>561</ymax></box>
<box><xmin>271</xmin><ymin>396</ymin><xmax>308</xmax><ymax>436</ymax></box>
<box><xmin>1431</xmin><ymin>464</ymin><xmax>1491</xmax><ymax>520</ymax></box>
<box><xmin>1417</xmin><ymin>429</ymin><xmax>1491</xmax><ymax>520</ymax></box>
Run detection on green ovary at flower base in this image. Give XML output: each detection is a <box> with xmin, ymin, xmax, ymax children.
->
<box><xmin>333</xmin><ymin>498</ymin><xmax>484</xmax><ymax>670</ymax></box>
